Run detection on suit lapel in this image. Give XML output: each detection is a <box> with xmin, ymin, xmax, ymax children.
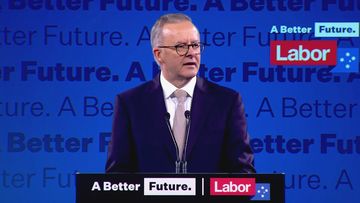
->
<box><xmin>186</xmin><ymin>77</ymin><xmax>210</xmax><ymax>158</ymax></box>
<box><xmin>147</xmin><ymin>75</ymin><xmax>178</xmax><ymax>161</ymax></box>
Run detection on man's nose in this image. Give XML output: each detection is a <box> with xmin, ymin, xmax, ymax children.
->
<box><xmin>186</xmin><ymin>45</ymin><xmax>197</xmax><ymax>56</ymax></box>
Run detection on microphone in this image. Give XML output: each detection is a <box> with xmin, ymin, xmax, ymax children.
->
<box><xmin>182</xmin><ymin>110</ymin><xmax>191</xmax><ymax>173</ymax></box>
<box><xmin>164</xmin><ymin>112</ymin><xmax>181</xmax><ymax>173</ymax></box>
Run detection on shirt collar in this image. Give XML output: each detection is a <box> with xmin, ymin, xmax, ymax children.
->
<box><xmin>160</xmin><ymin>72</ymin><xmax>196</xmax><ymax>99</ymax></box>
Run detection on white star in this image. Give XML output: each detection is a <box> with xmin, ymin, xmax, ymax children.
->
<box><xmin>345</xmin><ymin>64</ymin><xmax>350</xmax><ymax>69</ymax></box>
<box><xmin>340</xmin><ymin>58</ymin><xmax>344</xmax><ymax>62</ymax></box>
<box><xmin>346</xmin><ymin>52</ymin><xmax>350</xmax><ymax>57</ymax></box>
<box><xmin>351</xmin><ymin>56</ymin><xmax>356</xmax><ymax>61</ymax></box>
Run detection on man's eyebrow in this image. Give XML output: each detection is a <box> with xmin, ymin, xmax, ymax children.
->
<box><xmin>174</xmin><ymin>40</ymin><xmax>200</xmax><ymax>44</ymax></box>
<box><xmin>174</xmin><ymin>41</ymin><xmax>187</xmax><ymax>45</ymax></box>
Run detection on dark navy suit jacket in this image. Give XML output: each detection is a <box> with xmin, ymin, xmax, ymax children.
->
<box><xmin>105</xmin><ymin>74</ymin><xmax>255</xmax><ymax>173</ymax></box>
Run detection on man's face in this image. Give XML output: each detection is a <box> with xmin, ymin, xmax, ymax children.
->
<box><xmin>153</xmin><ymin>21</ymin><xmax>201</xmax><ymax>84</ymax></box>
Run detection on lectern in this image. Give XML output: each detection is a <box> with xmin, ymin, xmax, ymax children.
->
<box><xmin>76</xmin><ymin>173</ymin><xmax>284</xmax><ymax>203</ymax></box>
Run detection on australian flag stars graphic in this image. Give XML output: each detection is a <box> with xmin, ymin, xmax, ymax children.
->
<box><xmin>331</xmin><ymin>48</ymin><xmax>359</xmax><ymax>73</ymax></box>
<box><xmin>251</xmin><ymin>183</ymin><xmax>270</xmax><ymax>201</ymax></box>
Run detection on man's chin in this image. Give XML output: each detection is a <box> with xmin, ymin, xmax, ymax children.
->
<box><xmin>181</xmin><ymin>71</ymin><xmax>198</xmax><ymax>79</ymax></box>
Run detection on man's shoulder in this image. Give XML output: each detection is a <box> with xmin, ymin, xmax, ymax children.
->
<box><xmin>199</xmin><ymin>77</ymin><xmax>239</xmax><ymax>97</ymax></box>
<box><xmin>116</xmin><ymin>79</ymin><xmax>157</xmax><ymax>100</ymax></box>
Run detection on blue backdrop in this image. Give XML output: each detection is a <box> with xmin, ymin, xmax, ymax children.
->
<box><xmin>1</xmin><ymin>0</ymin><xmax>359</xmax><ymax>202</ymax></box>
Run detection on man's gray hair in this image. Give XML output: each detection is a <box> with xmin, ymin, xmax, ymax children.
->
<box><xmin>150</xmin><ymin>13</ymin><xmax>193</xmax><ymax>48</ymax></box>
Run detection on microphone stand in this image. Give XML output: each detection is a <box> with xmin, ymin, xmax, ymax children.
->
<box><xmin>182</xmin><ymin>110</ymin><xmax>191</xmax><ymax>174</ymax></box>
<box><xmin>164</xmin><ymin>111</ymin><xmax>191</xmax><ymax>174</ymax></box>
<box><xmin>164</xmin><ymin>113</ymin><xmax>181</xmax><ymax>173</ymax></box>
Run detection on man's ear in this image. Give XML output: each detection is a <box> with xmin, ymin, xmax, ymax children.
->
<box><xmin>153</xmin><ymin>48</ymin><xmax>163</xmax><ymax>64</ymax></box>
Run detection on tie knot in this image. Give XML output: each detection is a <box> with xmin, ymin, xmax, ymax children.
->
<box><xmin>173</xmin><ymin>89</ymin><xmax>187</xmax><ymax>103</ymax></box>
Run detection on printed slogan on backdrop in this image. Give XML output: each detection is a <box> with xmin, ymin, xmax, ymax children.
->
<box><xmin>1</xmin><ymin>0</ymin><xmax>359</xmax><ymax>202</ymax></box>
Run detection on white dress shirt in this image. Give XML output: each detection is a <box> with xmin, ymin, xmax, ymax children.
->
<box><xmin>160</xmin><ymin>72</ymin><xmax>196</xmax><ymax>128</ymax></box>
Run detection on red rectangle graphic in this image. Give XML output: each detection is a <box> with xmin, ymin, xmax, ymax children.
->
<box><xmin>210</xmin><ymin>178</ymin><xmax>255</xmax><ymax>196</ymax></box>
<box><xmin>270</xmin><ymin>40</ymin><xmax>337</xmax><ymax>65</ymax></box>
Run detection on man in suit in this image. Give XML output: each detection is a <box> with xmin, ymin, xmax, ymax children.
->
<box><xmin>106</xmin><ymin>13</ymin><xmax>255</xmax><ymax>173</ymax></box>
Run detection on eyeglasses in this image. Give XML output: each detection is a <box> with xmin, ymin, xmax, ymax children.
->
<box><xmin>158</xmin><ymin>42</ymin><xmax>205</xmax><ymax>56</ymax></box>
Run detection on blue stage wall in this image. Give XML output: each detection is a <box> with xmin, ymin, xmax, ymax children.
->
<box><xmin>1</xmin><ymin>1</ymin><xmax>359</xmax><ymax>202</ymax></box>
